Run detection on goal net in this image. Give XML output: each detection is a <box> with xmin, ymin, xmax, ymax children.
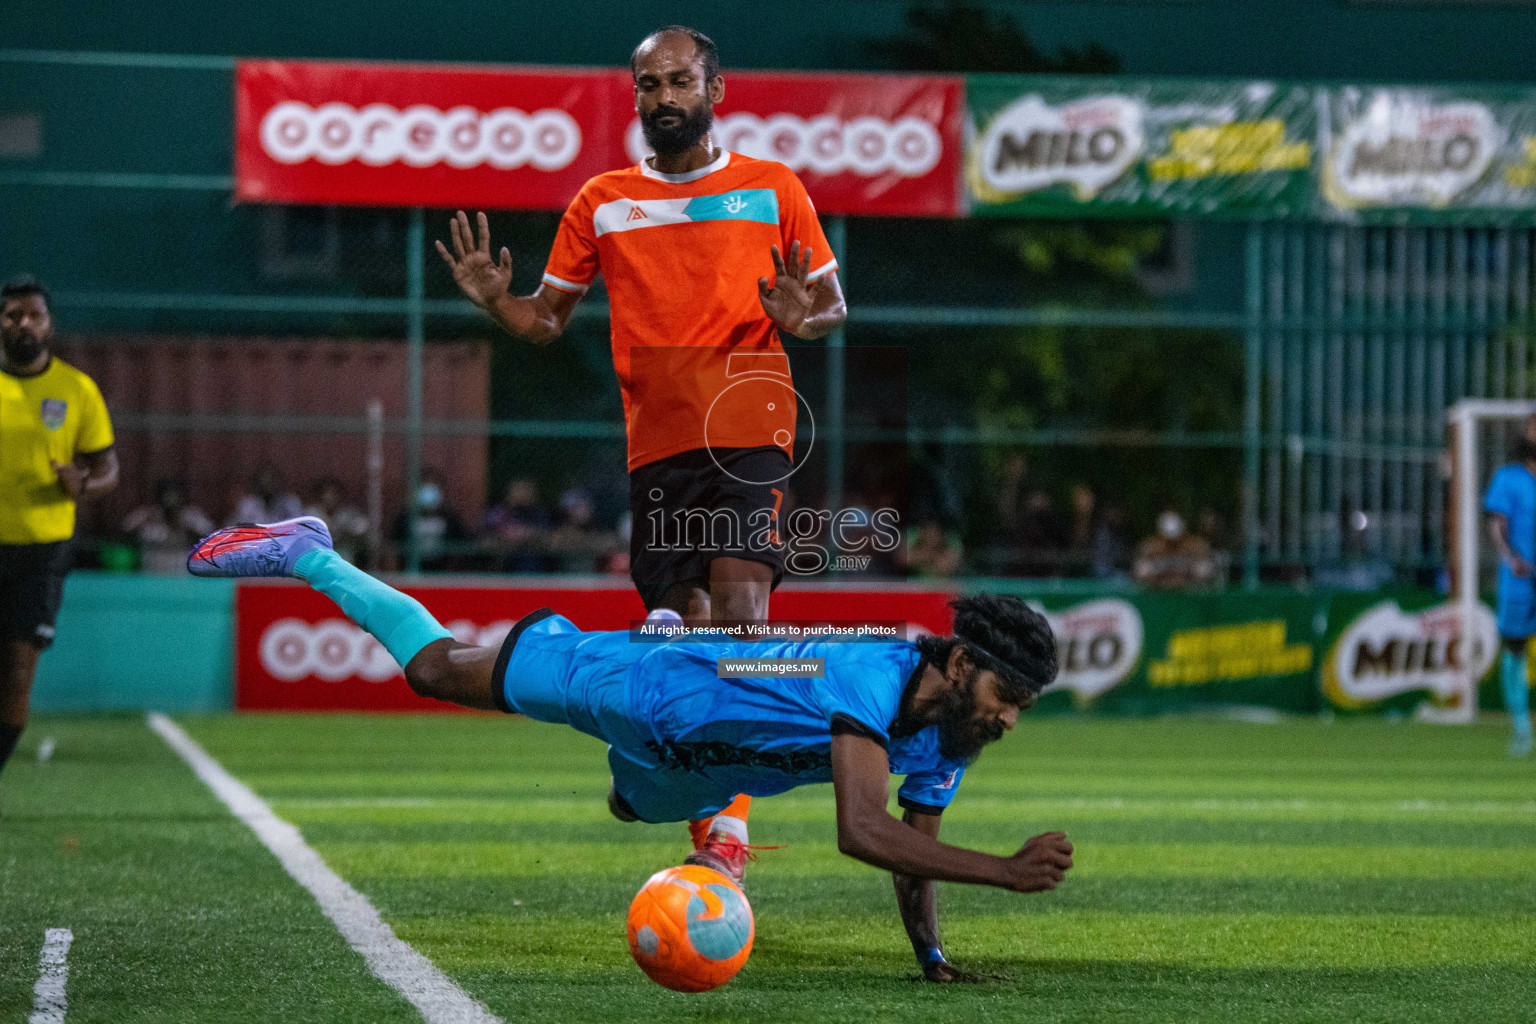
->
<box><xmin>1445</xmin><ymin>399</ymin><xmax>1536</xmax><ymax>723</ymax></box>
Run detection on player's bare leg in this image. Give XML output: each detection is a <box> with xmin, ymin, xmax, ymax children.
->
<box><xmin>188</xmin><ymin>518</ymin><xmax>499</xmax><ymax>711</ymax></box>
<box><xmin>679</xmin><ymin>556</ymin><xmax>776</xmax><ymax>884</ymax></box>
<box><xmin>653</xmin><ymin>582</ymin><xmax>710</xmax><ymax>627</ymax></box>
<box><xmin>0</xmin><ymin>639</ymin><xmax>40</xmax><ymax>776</ymax></box>
<box><xmin>400</xmin><ymin>639</ymin><xmax>501</xmax><ymax>711</ymax></box>
<box><xmin>708</xmin><ymin>556</ymin><xmax>773</xmax><ymax>625</ymax></box>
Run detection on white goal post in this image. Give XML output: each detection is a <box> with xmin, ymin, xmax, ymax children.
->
<box><xmin>1446</xmin><ymin>399</ymin><xmax>1536</xmax><ymax>724</ymax></box>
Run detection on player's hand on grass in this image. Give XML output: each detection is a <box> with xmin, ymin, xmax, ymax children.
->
<box><xmin>1003</xmin><ymin>831</ymin><xmax>1073</xmax><ymax>892</ymax></box>
<box><xmin>437</xmin><ymin>211</ymin><xmax>513</xmax><ymax>310</ymax></box>
<box><xmin>922</xmin><ymin>960</ymin><xmax>1012</xmax><ymax>984</ymax></box>
<box><xmin>52</xmin><ymin>459</ymin><xmax>85</xmax><ymax>500</ymax></box>
<box><xmin>758</xmin><ymin>240</ymin><xmax>821</xmax><ymax>337</ymax></box>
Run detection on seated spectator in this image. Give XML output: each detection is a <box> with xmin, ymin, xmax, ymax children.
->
<box><xmin>1012</xmin><ymin>490</ymin><xmax>1066</xmax><ymax>577</ymax></box>
<box><xmin>227</xmin><ymin>461</ymin><xmax>303</xmax><ymax>527</ymax></box>
<box><xmin>1134</xmin><ymin>508</ymin><xmax>1217</xmax><ymax>590</ymax></box>
<box><xmin>1089</xmin><ymin>504</ymin><xmax>1131</xmax><ymax>581</ymax></box>
<box><xmin>390</xmin><ymin>468</ymin><xmax>470</xmax><ymax>571</ymax></box>
<box><xmin>303</xmin><ymin>476</ymin><xmax>370</xmax><ymax>565</ymax></box>
<box><xmin>122</xmin><ymin>479</ymin><xmax>215</xmax><ymax>575</ymax></box>
<box><xmin>483</xmin><ymin>477</ymin><xmax>553</xmax><ymax>573</ymax></box>
<box><xmin>901</xmin><ymin>519</ymin><xmax>963</xmax><ymax>579</ymax></box>
<box><xmin>548</xmin><ymin>488</ymin><xmax>619</xmax><ymax>573</ymax></box>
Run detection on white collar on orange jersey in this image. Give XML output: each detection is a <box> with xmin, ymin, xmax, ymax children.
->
<box><xmin>640</xmin><ymin>148</ymin><xmax>731</xmax><ymax>184</ymax></box>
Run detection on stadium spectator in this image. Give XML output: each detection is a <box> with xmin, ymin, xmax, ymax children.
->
<box><xmin>1089</xmin><ymin>504</ymin><xmax>1131</xmax><ymax>581</ymax></box>
<box><xmin>1197</xmin><ymin>505</ymin><xmax>1234</xmax><ymax>582</ymax></box>
<box><xmin>1013</xmin><ymin>490</ymin><xmax>1067</xmax><ymax>577</ymax></box>
<box><xmin>1133</xmin><ymin>507</ymin><xmax>1217</xmax><ymax>590</ymax></box>
<box><xmin>548</xmin><ymin>488</ymin><xmax>619</xmax><ymax>573</ymax></box>
<box><xmin>227</xmin><ymin>461</ymin><xmax>302</xmax><ymax>527</ymax></box>
<box><xmin>390</xmin><ymin>468</ymin><xmax>470</xmax><ymax>571</ymax></box>
<box><xmin>0</xmin><ymin>275</ymin><xmax>118</xmax><ymax>781</ymax></box>
<box><xmin>902</xmin><ymin>519</ymin><xmax>963</xmax><ymax>579</ymax></box>
<box><xmin>303</xmin><ymin>476</ymin><xmax>370</xmax><ymax>565</ymax></box>
<box><xmin>1065</xmin><ymin>483</ymin><xmax>1096</xmax><ymax>574</ymax></box>
<box><xmin>121</xmin><ymin>479</ymin><xmax>214</xmax><ymax>575</ymax></box>
<box><xmin>482</xmin><ymin>476</ymin><xmax>554</xmax><ymax>572</ymax></box>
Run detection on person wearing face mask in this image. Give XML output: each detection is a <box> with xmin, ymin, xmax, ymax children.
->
<box><xmin>0</xmin><ymin>275</ymin><xmax>119</xmax><ymax>785</ymax></box>
<box><xmin>1132</xmin><ymin>506</ymin><xmax>1217</xmax><ymax>591</ymax></box>
<box><xmin>390</xmin><ymin>469</ymin><xmax>469</xmax><ymax>572</ymax></box>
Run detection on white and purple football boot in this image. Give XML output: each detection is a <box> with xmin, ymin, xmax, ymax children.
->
<box><xmin>186</xmin><ymin>516</ymin><xmax>333</xmax><ymax>578</ymax></box>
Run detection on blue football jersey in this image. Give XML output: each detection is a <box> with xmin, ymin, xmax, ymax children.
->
<box><xmin>626</xmin><ymin>638</ymin><xmax>970</xmax><ymax>812</ymax></box>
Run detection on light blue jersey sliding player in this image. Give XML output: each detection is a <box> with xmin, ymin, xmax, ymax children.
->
<box><xmin>187</xmin><ymin>516</ymin><xmax>1073</xmax><ymax>984</ymax></box>
<box><xmin>1486</xmin><ymin>434</ymin><xmax>1536</xmax><ymax>757</ymax></box>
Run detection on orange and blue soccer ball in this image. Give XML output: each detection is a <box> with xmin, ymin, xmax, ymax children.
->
<box><xmin>626</xmin><ymin>864</ymin><xmax>755</xmax><ymax>992</ymax></box>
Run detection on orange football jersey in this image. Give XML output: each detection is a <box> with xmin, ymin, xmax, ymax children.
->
<box><xmin>542</xmin><ymin>151</ymin><xmax>836</xmax><ymax>470</ymax></box>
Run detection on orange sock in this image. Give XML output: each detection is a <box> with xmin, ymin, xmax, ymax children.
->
<box><xmin>687</xmin><ymin>794</ymin><xmax>752</xmax><ymax>849</ymax></box>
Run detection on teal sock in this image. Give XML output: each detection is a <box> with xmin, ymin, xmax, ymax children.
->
<box><xmin>1501</xmin><ymin>650</ymin><xmax>1532</xmax><ymax>738</ymax></box>
<box><xmin>294</xmin><ymin>549</ymin><xmax>451</xmax><ymax>669</ymax></box>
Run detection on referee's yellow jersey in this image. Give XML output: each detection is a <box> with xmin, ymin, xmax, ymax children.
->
<box><xmin>0</xmin><ymin>357</ymin><xmax>114</xmax><ymax>544</ymax></box>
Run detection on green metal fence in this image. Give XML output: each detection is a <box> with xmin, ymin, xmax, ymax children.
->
<box><xmin>5</xmin><ymin>48</ymin><xmax>1530</xmax><ymax>582</ymax></box>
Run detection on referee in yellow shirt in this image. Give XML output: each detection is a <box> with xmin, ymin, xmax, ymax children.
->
<box><xmin>0</xmin><ymin>276</ymin><xmax>118</xmax><ymax>780</ymax></box>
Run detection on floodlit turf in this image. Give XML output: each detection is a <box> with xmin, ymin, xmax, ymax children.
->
<box><xmin>4</xmin><ymin>713</ymin><xmax>1535</xmax><ymax>1022</ymax></box>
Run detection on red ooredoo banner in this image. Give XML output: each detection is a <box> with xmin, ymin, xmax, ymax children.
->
<box><xmin>235</xmin><ymin>60</ymin><xmax>962</xmax><ymax>217</ymax></box>
<box><xmin>234</xmin><ymin>580</ymin><xmax>957</xmax><ymax>712</ymax></box>
<box><xmin>235</xmin><ymin>60</ymin><xmax>628</xmax><ymax>210</ymax></box>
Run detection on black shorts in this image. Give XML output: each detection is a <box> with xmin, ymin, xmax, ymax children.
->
<box><xmin>629</xmin><ymin>446</ymin><xmax>790</xmax><ymax>610</ymax></box>
<box><xmin>0</xmin><ymin>541</ymin><xmax>72</xmax><ymax>649</ymax></box>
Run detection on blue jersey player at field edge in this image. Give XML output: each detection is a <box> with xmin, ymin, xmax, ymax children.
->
<box><xmin>186</xmin><ymin>517</ymin><xmax>1072</xmax><ymax>984</ymax></box>
<box><xmin>1485</xmin><ymin>423</ymin><xmax>1536</xmax><ymax>757</ymax></box>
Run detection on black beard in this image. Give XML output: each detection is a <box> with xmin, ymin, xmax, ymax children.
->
<box><xmin>640</xmin><ymin>103</ymin><xmax>713</xmax><ymax>157</ymax></box>
<box><xmin>2</xmin><ymin>333</ymin><xmax>45</xmax><ymax>369</ymax></box>
<box><xmin>931</xmin><ymin>668</ymin><xmax>1005</xmax><ymax>764</ymax></box>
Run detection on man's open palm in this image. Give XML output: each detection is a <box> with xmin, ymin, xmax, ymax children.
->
<box><xmin>437</xmin><ymin>210</ymin><xmax>512</xmax><ymax>310</ymax></box>
<box><xmin>758</xmin><ymin>240</ymin><xmax>821</xmax><ymax>336</ymax></box>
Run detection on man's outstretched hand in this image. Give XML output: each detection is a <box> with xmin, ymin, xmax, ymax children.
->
<box><xmin>758</xmin><ymin>240</ymin><xmax>821</xmax><ymax>337</ymax></box>
<box><xmin>436</xmin><ymin>210</ymin><xmax>513</xmax><ymax>310</ymax></box>
<box><xmin>1002</xmin><ymin>831</ymin><xmax>1073</xmax><ymax>892</ymax></box>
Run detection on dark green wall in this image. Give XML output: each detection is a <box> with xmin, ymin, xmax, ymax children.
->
<box><xmin>5</xmin><ymin>0</ymin><xmax>1535</xmax><ymax>83</ymax></box>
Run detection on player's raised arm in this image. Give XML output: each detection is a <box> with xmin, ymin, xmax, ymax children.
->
<box><xmin>830</xmin><ymin>732</ymin><xmax>1072</xmax><ymax>891</ymax></box>
<box><xmin>758</xmin><ymin>240</ymin><xmax>846</xmax><ymax>340</ymax></box>
<box><xmin>435</xmin><ymin>210</ymin><xmax>579</xmax><ymax>346</ymax></box>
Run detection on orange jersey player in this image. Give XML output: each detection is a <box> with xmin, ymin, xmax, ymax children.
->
<box><xmin>435</xmin><ymin>27</ymin><xmax>848</xmax><ymax>888</ymax></box>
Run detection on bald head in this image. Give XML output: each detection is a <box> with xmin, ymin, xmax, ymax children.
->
<box><xmin>631</xmin><ymin>25</ymin><xmax>719</xmax><ymax>83</ymax></box>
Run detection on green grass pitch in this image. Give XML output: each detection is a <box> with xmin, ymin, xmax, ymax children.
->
<box><xmin>2</xmin><ymin>712</ymin><xmax>1534</xmax><ymax>1023</ymax></box>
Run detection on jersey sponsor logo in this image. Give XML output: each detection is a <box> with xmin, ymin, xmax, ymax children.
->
<box><xmin>257</xmin><ymin>101</ymin><xmax>583</xmax><ymax>171</ymax></box>
<box><xmin>592</xmin><ymin>189</ymin><xmax>779</xmax><ymax>236</ymax></box>
<box><xmin>645</xmin><ymin>738</ymin><xmax>830</xmax><ymax>777</ymax></box>
<box><xmin>626</xmin><ymin>114</ymin><xmax>943</xmax><ymax>179</ymax></box>
<box><xmin>40</xmin><ymin>399</ymin><xmax>67</xmax><ymax>430</ymax></box>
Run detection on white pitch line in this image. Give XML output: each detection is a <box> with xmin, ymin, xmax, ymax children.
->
<box><xmin>29</xmin><ymin>928</ymin><xmax>73</xmax><ymax>1024</ymax></box>
<box><xmin>147</xmin><ymin>713</ymin><xmax>501</xmax><ymax>1024</ymax></box>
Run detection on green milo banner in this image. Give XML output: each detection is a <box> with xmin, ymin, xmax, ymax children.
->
<box><xmin>964</xmin><ymin>76</ymin><xmax>1536</xmax><ymax>224</ymax></box>
<box><xmin>1011</xmin><ymin>588</ymin><xmax>1500</xmax><ymax>717</ymax></box>
<box><xmin>964</xmin><ymin>75</ymin><xmax>1315</xmax><ymax>220</ymax></box>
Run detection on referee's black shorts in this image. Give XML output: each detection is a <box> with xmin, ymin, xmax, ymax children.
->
<box><xmin>0</xmin><ymin>541</ymin><xmax>72</xmax><ymax>649</ymax></box>
<box><xmin>629</xmin><ymin>445</ymin><xmax>790</xmax><ymax>611</ymax></box>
